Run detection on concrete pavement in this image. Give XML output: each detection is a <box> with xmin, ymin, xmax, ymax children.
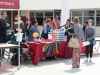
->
<box><xmin>0</xmin><ymin>39</ymin><xmax>100</xmax><ymax>75</ymax></box>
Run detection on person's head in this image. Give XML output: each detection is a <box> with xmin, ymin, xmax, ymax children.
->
<box><xmin>73</xmin><ymin>16</ymin><xmax>79</xmax><ymax>23</ymax></box>
<box><xmin>88</xmin><ymin>19</ymin><xmax>93</xmax><ymax>26</ymax></box>
<box><xmin>1</xmin><ymin>11</ymin><xmax>7</xmax><ymax>19</ymax></box>
<box><xmin>55</xmin><ymin>14</ymin><xmax>59</xmax><ymax>20</ymax></box>
<box><xmin>85</xmin><ymin>20</ymin><xmax>88</xmax><ymax>26</ymax></box>
<box><xmin>66</xmin><ymin>19</ymin><xmax>70</xmax><ymax>25</ymax></box>
<box><xmin>26</xmin><ymin>18</ymin><xmax>31</xmax><ymax>24</ymax></box>
<box><xmin>43</xmin><ymin>17</ymin><xmax>47</xmax><ymax>22</ymax></box>
<box><xmin>30</xmin><ymin>17</ymin><xmax>37</xmax><ymax>23</ymax></box>
<box><xmin>69</xmin><ymin>22</ymin><xmax>74</xmax><ymax>28</ymax></box>
<box><xmin>47</xmin><ymin>18</ymin><xmax>52</xmax><ymax>25</ymax></box>
<box><xmin>32</xmin><ymin>20</ymin><xmax>38</xmax><ymax>26</ymax></box>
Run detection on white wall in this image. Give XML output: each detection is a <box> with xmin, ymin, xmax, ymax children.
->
<box><xmin>19</xmin><ymin>0</ymin><xmax>100</xmax><ymax>10</ymax></box>
<box><xmin>70</xmin><ymin>0</ymin><xmax>100</xmax><ymax>9</ymax></box>
<box><xmin>20</xmin><ymin>0</ymin><xmax>62</xmax><ymax>10</ymax></box>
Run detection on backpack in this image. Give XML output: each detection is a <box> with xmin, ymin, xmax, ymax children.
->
<box><xmin>11</xmin><ymin>53</ymin><xmax>18</xmax><ymax>66</ymax></box>
<box><xmin>11</xmin><ymin>53</ymin><xmax>22</xmax><ymax>66</ymax></box>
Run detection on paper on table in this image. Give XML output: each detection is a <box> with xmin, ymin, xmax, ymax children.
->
<box><xmin>48</xmin><ymin>33</ymin><xmax>52</xmax><ymax>39</ymax></box>
<box><xmin>83</xmin><ymin>41</ymin><xmax>90</xmax><ymax>46</ymax></box>
<box><xmin>16</xmin><ymin>33</ymin><xmax>23</xmax><ymax>42</ymax></box>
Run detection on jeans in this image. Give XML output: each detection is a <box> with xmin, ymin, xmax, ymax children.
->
<box><xmin>0</xmin><ymin>34</ymin><xmax>7</xmax><ymax>57</ymax></box>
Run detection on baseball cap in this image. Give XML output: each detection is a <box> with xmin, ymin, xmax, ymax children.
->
<box><xmin>88</xmin><ymin>19</ymin><xmax>93</xmax><ymax>23</ymax></box>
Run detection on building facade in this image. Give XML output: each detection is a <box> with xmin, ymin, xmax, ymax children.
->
<box><xmin>0</xmin><ymin>0</ymin><xmax>100</xmax><ymax>36</ymax></box>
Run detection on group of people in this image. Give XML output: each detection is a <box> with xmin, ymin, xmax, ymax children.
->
<box><xmin>0</xmin><ymin>11</ymin><xmax>95</xmax><ymax>68</ymax></box>
<box><xmin>26</xmin><ymin>14</ymin><xmax>61</xmax><ymax>41</ymax></box>
<box><xmin>65</xmin><ymin>17</ymin><xmax>95</xmax><ymax>68</ymax></box>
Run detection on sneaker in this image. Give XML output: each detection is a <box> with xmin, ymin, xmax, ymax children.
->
<box><xmin>89</xmin><ymin>58</ymin><xmax>92</xmax><ymax>62</ymax></box>
<box><xmin>84</xmin><ymin>58</ymin><xmax>88</xmax><ymax>62</ymax></box>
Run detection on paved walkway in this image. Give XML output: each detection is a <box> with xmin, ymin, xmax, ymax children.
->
<box><xmin>0</xmin><ymin>39</ymin><xmax>100</xmax><ymax>75</ymax></box>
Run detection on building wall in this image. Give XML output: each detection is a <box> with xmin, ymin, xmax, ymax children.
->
<box><xmin>19</xmin><ymin>0</ymin><xmax>100</xmax><ymax>10</ymax></box>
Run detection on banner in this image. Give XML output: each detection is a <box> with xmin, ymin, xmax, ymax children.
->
<box><xmin>0</xmin><ymin>0</ymin><xmax>20</xmax><ymax>9</ymax></box>
<box><xmin>27</xmin><ymin>10</ymin><xmax>30</xmax><ymax>26</ymax></box>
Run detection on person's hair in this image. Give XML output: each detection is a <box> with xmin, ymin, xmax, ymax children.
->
<box><xmin>32</xmin><ymin>20</ymin><xmax>37</xmax><ymax>25</ymax></box>
<box><xmin>69</xmin><ymin>23</ymin><xmax>74</xmax><ymax>27</ymax></box>
<box><xmin>55</xmin><ymin>14</ymin><xmax>58</xmax><ymax>17</ymax></box>
<box><xmin>14</xmin><ymin>29</ymin><xmax>18</xmax><ymax>34</ymax></box>
<box><xmin>30</xmin><ymin>17</ymin><xmax>37</xmax><ymax>22</ymax></box>
<box><xmin>43</xmin><ymin>17</ymin><xmax>47</xmax><ymax>21</ymax></box>
<box><xmin>85</xmin><ymin>20</ymin><xmax>88</xmax><ymax>25</ymax></box>
<box><xmin>67</xmin><ymin>19</ymin><xmax>70</xmax><ymax>22</ymax></box>
<box><xmin>1</xmin><ymin>11</ymin><xmax>7</xmax><ymax>15</ymax></box>
<box><xmin>47</xmin><ymin>18</ymin><xmax>51</xmax><ymax>22</ymax></box>
<box><xmin>73</xmin><ymin>16</ymin><xmax>79</xmax><ymax>23</ymax></box>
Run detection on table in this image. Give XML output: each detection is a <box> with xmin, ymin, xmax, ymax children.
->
<box><xmin>0</xmin><ymin>44</ymin><xmax>18</xmax><ymax>66</ymax></box>
<box><xmin>27</xmin><ymin>40</ymin><xmax>85</xmax><ymax>65</ymax></box>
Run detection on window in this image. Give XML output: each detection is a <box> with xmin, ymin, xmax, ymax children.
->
<box><xmin>72</xmin><ymin>11</ymin><xmax>82</xmax><ymax>16</ymax></box>
<box><xmin>84</xmin><ymin>10</ymin><xmax>95</xmax><ymax>26</ymax></box>
<box><xmin>54</xmin><ymin>10</ymin><xmax>61</xmax><ymax>20</ymax></box>
<box><xmin>84</xmin><ymin>11</ymin><xmax>94</xmax><ymax>16</ymax></box>
<box><xmin>72</xmin><ymin>11</ymin><xmax>82</xmax><ymax>24</ymax></box>
<box><xmin>35</xmin><ymin>11</ymin><xmax>43</xmax><ymax>25</ymax></box>
<box><xmin>35</xmin><ymin>12</ymin><xmax>43</xmax><ymax>17</ymax></box>
<box><xmin>45</xmin><ymin>11</ymin><xmax>53</xmax><ymax>16</ymax></box>
<box><xmin>30</xmin><ymin>11</ymin><xmax>35</xmax><ymax>17</ymax></box>
<box><xmin>45</xmin><ymin>11</ymin><xmax>53</xmax><ymax>20</ymax></box>
<box><xmin>96</xmin><ymin>11</ymin><xmax>100</xmax><ymax>26</ymax></box>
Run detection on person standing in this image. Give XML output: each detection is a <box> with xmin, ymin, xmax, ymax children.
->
<box><xmin>72</xmin><ymin>16</ymin><xmax>84</xmax><ymax>68</ymax></box>
<box><xmin>28</xmin><ymin>20</ymin><xmax>41</xmax><ymax>41</ymax></box>
<box><xmin>85</xmin><ymin>19</ymin><xmax>95</xmax><ymax>62</ymax></box>
<box><xmin>52</xmin><ymin>14</ymin><xmax>60</xmax><ymax>29</ymax></box>
<box><xmin>0</xmin><ymin>11</ymin><xmax>9</xmax><ymax>58</ymax></box>
<box><xmin>65</xmin><ymin>22</ymin><xmax>74</xmax><ymax>59</ymax></box>
<box><xmin>40</xmin><ymin>17</ymin><xmax>47</xmax><ymax>35</ymax></box>
<box><xmin>65</xmin><ymin>19</ymin><xmax>70</xmax><ymax>30</ymax></box>
<box><xmin>41</xmin><ymin>18</ymin><xmax>52</xmax><ymax>39</ymax></box>
<box><xmin>83</xmin><ymin>20</ymin><xmax>88</xmax><ymax>35</ymax></box>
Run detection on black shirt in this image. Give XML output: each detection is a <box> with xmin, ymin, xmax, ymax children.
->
<box><xmin>0</xmin><ymin>18</ymin><xmax>8</xmax><ymax>35</ymax></box>
<box><xmin>65</xmin><ymin>28</ymin><xmax>74</xmax><ymax>42</ymax></box>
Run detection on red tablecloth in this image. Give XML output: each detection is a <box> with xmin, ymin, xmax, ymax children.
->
<box><xmin>27</xmin><ymin>40</ymin><xmax>85</xmax><ymax>65</ymax></box>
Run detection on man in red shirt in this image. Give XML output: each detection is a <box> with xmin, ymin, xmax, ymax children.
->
<box><xmin>52</xmin><ymin>15</ymin><xmax>60</xmax><ymax>29</ymax></box>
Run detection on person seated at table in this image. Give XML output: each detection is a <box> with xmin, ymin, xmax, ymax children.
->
<box><xmin>28</xmin><ymin>19</ymin><xmax>42</xmax><ymax>41</ymax></box>
<box><xmin>10</xmin><ymin>29</ymin><xmax>22</xmax><ymax>53</ymax></box>
<box><xmin>65</xmin><ymin>22</ymin><xmax>74</xmax><ymax>59</ymax></box>
<box><xmin>41</xmin><ymin>18</ymin><xmax>52</xmax><ymax>39</ymax></box>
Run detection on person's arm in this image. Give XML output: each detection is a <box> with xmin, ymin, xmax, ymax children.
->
<box><xmin>74</xmin><ymin>25</ymin><xmax>79</xmax><ymax>36</ymax></box>
<box><xmin>87</xmin><ymin>28</ymin><xmax>95</xmax><ymax>41</ymax></box>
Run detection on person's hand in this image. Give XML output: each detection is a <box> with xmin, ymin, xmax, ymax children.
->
<box><xmin>68</xmin><ymin>32</ymin><xmax>71</xmax><ymax>35</ymax></box>
<box><xmin>6</xmin><ymin>23</ymin><xmax>10</xmax><ymax>27</ymax></box>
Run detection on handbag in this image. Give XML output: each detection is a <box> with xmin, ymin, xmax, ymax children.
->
<box><xmin>68</xmin><ymin>35</ymin><xmax>80</xmax><ymax>48</ymax></box>
<box><xmin>89</xmin><ymin>38</ymin><xmax>96</xmax><ymax>45</ymax></box>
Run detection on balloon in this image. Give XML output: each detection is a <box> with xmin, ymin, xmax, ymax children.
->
<box><xmin>32</xmin><ymin>33</ymin><xmax>39</xmax><ymax>38</ymax></box>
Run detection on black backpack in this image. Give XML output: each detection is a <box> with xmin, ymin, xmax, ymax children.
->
<box><xmin>11</xmin><ymin>53</ymin><xmax>18</xmax><ymax>66</ymax></box>
<box><xmin>11</xmin><ymin>53</ymin><xmax>22</xmax><ymax>66</ymax></box>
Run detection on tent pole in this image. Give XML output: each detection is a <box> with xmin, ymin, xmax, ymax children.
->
<box><xmin>18</xmin><ymin>9</ymin><xmax>20</xmax><ymax>70</ymax></box>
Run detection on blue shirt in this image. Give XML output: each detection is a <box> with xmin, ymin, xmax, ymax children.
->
<box><xmin>41</xmin><ymin>25</ymin><xmax>51</xmax><ymax>39</ymax></box>
<box><xmin>28</xmin><ymin>25</ymin><xmax>40</xmax><ymax>41</ymax></box>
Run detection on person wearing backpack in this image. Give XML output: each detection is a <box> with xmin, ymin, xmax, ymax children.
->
<box><xmin>0</xmin><ymin>11</ymin><xmax>10</xmax><ymax>58</ymax></box>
